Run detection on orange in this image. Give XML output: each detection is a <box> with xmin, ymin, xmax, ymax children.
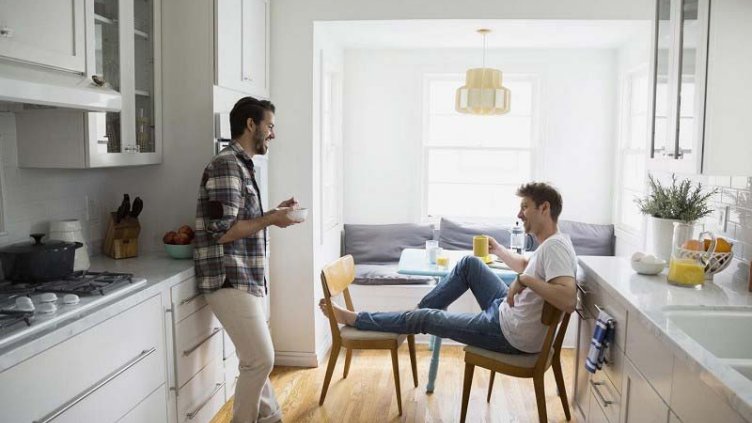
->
<box><xmin>681</xmin><ymin>240</ymin><xmax>704</xmax><ymax>251</ymax></box>
<box><xmin>703</xmin><ymin>237</ymin><xmax>733</xmax><ymax>253</ymax></box>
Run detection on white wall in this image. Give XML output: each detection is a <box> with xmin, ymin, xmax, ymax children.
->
<box><xmin>0</xmin><ymin>113</ymin><xmax>113</xmax><ymax>250</ymax></box>
<box><xmin>270</xmin><ymin>0</ymin><xmax>653</xmax><ymax>365</ymax></box>
<box><xmin>342</xmin><ymin>48</ymin><xmax>617</xmax><ymax>225</ymax></box>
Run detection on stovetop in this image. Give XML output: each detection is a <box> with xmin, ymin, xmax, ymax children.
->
<box><xmin>0</xmin><ymin>271</ymin><xmax>147</xmax><ymax>349</ymax></box>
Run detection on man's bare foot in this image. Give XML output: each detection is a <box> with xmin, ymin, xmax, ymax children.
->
<box><xmin>318</xmin><ymin>298</ymin><xmax>357</xmax><ymax>326</ymax></box>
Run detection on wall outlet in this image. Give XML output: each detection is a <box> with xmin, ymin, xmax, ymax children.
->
<box><xmin>716</xmin><ymin>205</ymin><xmax>729</xmax><ymax>233</ymax></box>
<box><xmin>85</xmin><ymin>196</ymin><xmax>100</xmax><ymax>222</ymax></box>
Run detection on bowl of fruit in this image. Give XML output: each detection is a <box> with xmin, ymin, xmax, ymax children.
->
<box><xmin>677</xmin><ymin>237</ymin><xmax>734</xmax><ymax>279</ymax></box>
<box><xmin>163</xmin><ymin>225</ymin><xmax>195</xmax><ymax>259</ymax></box>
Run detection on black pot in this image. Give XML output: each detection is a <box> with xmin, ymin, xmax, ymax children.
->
<box><xmin>0</xmin><ymin>234</ymin><xmax>83</xmax><ymax>282</ymax></box>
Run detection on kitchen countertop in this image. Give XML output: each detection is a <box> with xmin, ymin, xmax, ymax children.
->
<box><xmin>0</xmin><ymin>251</ymin><xmax>195</xmax><ymax>372</ymax></box>
<box><xmin>578</xmin><ymin>256</ymin><xmax>752</xmax><ymax>422</ymax></box>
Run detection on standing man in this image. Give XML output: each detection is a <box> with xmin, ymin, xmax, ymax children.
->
<box><xmin>320</xmin><ymin>182</ymin><xmax>576</xmax><ymax>355</ymax></box>
<box><xmin>195</xmin><ymin>97</ymin><xmax>298</xmax><ymax>423</ymax></box>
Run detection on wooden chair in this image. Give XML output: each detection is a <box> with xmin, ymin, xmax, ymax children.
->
<box><xmin>460</xmin><ymin>302</ymin><xmax>572</xmax><ymax>423</ymax></box>
<box><xmin>319</xmin><ymin>255</ymin><xmax>418</xmax><ymax>416</ymax></box>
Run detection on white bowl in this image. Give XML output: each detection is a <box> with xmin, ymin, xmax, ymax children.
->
<box><xmin>287</xmin><ymin>208</ymin><xmax>308</xmax><ymax>222</ymax></box>
<box><xmin>631</xmin><ymin>259</ymin><xmax>666</xmax><ymax>275</ymax></box>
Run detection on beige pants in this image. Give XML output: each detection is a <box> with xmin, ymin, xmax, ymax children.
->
<box><xmin>205</xmin><ymin>288</ymin><xmax>281</xmax><ymax>423</ymax></box>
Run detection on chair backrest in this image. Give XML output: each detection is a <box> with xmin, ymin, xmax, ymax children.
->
<box><xmin>534</xmin><ymin>302</ymin><xmax>570</xmax><ymax>371</ymax></box>
<box><xmin>320</xmin><ymin>255</ymin><xmax>357</xmax><ymax>341</ymax></box>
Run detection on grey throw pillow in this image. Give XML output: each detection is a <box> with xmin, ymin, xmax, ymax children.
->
<box><xmin>344</xmin><ymin>223</ymin><xmax>435</xmax><ymax>263</ymax></box>
<box><xmin>559</xmin><ymin>220</ymin><xmax>615</xmax><ymax>256</ymax></box>
<box><xmin>438</xmin><ymin>218</ymin><xmax>512</xmax><ymax>250</ymax></box>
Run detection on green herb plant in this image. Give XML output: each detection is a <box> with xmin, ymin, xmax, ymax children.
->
<box><xmin>635</xmin><ymin>174</ymin><xmax>718</xmax><ymax>222</ymax></box>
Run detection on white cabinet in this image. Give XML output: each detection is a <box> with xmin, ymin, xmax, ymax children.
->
<box><xmin>215</xmin><ymin>0</ymin><xmax>270</xmax><ymax>98</ymax></box>
<box><xmin>0</xmin><ymin>295</ymin><xmax>166</xmax><ymax>423</ymax></box>
<box><xmin>15</xmin><ymin>0</ymin><xmax>163</xmax><ymax>168</ymax></box>
<box><xmin>621</xmin><ymin>357</ymin><xmax>670</xmax><ymax>423</ymax></box>
<box><xmin>648</xmin><ymin>0</ymin><xmax>752</xmax><ymax>176</ymax></box>
<box><xmin>701</xmin><ymin>0</ymin><xmax>752</xmax><ymax>176</ymax></box>
<box><xmin>0</xmin><ymin>0</ymin><xmax>86</xmax><ymax>73</ymax></box>
<box><xmin>118</xmin><ymin>385</ymin><xmax>168</xmax><ymax>423</ymax></box>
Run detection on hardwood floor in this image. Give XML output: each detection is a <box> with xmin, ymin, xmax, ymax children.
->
<box><xmin>211</xmin><ymin>345</ymin><xmax>577</xmax><ymax>423</ymax></box>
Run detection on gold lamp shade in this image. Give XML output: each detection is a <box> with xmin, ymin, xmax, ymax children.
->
<box><xmin>455</xmin><ymin>68</ymin><xmax>511</xmax><ymax>115</ymax></box>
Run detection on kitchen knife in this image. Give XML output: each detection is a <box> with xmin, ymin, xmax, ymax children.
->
<box><xmin>130</xmin><ymin>197</ymin><xmax>143</xmax><ymax>218</ymax></box>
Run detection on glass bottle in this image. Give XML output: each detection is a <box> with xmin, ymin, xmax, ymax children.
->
<box><xmin>510</xmin><ymin>221</ymin><xmax>525</xmax><ymax>254</ymax></box>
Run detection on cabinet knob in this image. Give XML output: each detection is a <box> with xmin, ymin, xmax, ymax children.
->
<box><xmin>243</xmin><ymin>76</ymin><xmax>254</xmax><ymax>82</ymax></box>
<box><xmin>0</xmin><ymin>27</ymin><xmax>13</xmax><ymax>38</ymax></box>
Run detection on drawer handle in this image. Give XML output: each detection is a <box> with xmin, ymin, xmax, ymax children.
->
<box><xmin>0</xmin><ymin>27</ymin><xmax>13</xmax><ymax>38</ymax></box>
<box><xmin>34</xmin><ymin>347</ymin><xmax>156</xmax><ymax>423</ymax></box>
<box><xmin>590</xmin><ymin>380</ymin><xmax>614</xmax><ymax>407</ymax></box>
<box><xmin>183</xmin><ymin>327</ymin><xmax>222</xmax><ymax>356</ymax></box>
<box><xmin>575</xmin><ymin>308</ymin><xmax>592</xmax><ymax>320</ymax></box>
<box><xmin>180</xmin><ymin>292</ymin><xmax>203</xmax><ymax>306</ymax></box>
<box><xmin>576</xmin><ymin>284</ymin><xmax>590</xmax><ymax>295</ymax></box>
<box><xmin>187</xmin><ymin>382</ymin><xmax>225</xmax><ymax>420</ymax></box>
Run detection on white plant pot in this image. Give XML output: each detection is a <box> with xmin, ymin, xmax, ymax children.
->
<box><xmin>647</xmin><ymin>217</ymin><xmax>682</xmax><ymax>261</ymax></box>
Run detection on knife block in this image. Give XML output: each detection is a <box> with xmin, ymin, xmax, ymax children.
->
<box><xmin>103</xmin><ymin>212</ymin><xmax>141</xmax><ymax>259</ymax></box>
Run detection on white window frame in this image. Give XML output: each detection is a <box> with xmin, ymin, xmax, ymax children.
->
<box><xmin>613</xmin><ymin>64</ymin><xmax>650</xmax><ymax>239</ymax></box>
<box><xmin>419</xmin><ymin>73</ymin><xmax>540</xmax><ymax>222</ymax></box>
<box><xmin>319</xmin><ymin>55</ymin><xmax>343</xmax><ymax>237</ymax></box>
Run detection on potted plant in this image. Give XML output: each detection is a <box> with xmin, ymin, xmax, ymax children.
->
<box><xmin>635</xmin><ymin>174</ymin><xmax>718</xmax><ymax>260</ymax></box>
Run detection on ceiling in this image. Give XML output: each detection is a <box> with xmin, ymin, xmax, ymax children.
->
<box><xmin>317</xmin><ymin>19</ymin><xmax>650</xmax><ymax>50</ymax></box>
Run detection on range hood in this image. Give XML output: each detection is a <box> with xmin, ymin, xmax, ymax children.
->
<box><xmin>0</xmin><ymin>73</ymin><xmax>121</xmax><ymax>112</ymax></box>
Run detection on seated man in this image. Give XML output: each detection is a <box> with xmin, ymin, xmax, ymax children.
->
<box><xmin>319</xmin><ymin>182</ymin><xmax>577</xmax><ymax>354</ymax></box>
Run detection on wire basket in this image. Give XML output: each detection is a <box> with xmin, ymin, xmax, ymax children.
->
<box><xmin>676</xmin><ymin>247</ymin><xmax>734</xmax><ymax>279</ymax></box>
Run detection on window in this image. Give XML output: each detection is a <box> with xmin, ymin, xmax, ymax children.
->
<box><xmin>320</xmin><ymin>58</ymin><xmax>342</xmax><ymax>235</ymax></box>
<box><xmin>421</xmin><ymin>74</ymin><xmax>537</xmax><ymax>220</ymax></box>
<box><xmin>615</xmin><ymin>67</ymin><xmax>649</xmax><ymax>233</ymax></box>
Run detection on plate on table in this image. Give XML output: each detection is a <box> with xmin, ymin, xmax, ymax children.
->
<box><xmin>481</xmin><ymin>254</ymin><xmax>499</xmax><ymax>264</ymax></box>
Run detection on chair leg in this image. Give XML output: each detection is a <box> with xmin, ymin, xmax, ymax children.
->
<box><xmin>407</xmin><ymin>335</ymin><xmax>418</xmax><ymax>387</ymax></box>
<box><xmin>533</xmin><ymin>375</ymin><xmax>548</xmax><ymax>423</ymax></box>
<box><xmin>343</xmin><ymin>348</ymin><xmax>352</xmax><ymax>379</ymax></box>
<box><xmin>486</xmin><ymin>370</ymin><xmax>495</xmax><ymax>402</ymax></box>
<box><xmin>460</xmin><ymin>363</ymin><xmax>475</xmax><ymax>423</ymax></box>
<box><xmin>553</xmin><ymin>358</ymin><xmax>572</xmax><ymax>421</ymax></box>
<box><xmin>319</xmin><ymin>341</ymin><xmax>341</xmax><ymax>406</ymax></box>
<box><xmin>390</xmin><ymin>347</ymin><xmax>403</xmax><ymax>416</ymax></box>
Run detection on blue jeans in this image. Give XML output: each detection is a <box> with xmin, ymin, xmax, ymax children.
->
<box><xmin>354</xmin><ymin>256</ymin><xmax>523</xmax><ymax>354</ymax></box>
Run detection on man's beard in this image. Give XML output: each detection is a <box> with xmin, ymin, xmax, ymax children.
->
<box><xmin>253</xmin><ymin>132</ymin><xmax>267</xmax><ymax>154</ymax></box>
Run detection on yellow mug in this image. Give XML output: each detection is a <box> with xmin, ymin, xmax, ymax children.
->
<box><xmin>473</xmin><ymin>235</ymin><xmax>489</xmax><ymax>258</ymax></box>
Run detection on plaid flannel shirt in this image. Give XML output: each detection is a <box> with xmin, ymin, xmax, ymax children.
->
<box><xmin>194</xmin><ymin>142</ymin><xmax>267</xmax><ymax>296</ymax></box>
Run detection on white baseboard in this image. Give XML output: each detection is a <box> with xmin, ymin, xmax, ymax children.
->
<box><xmin>274</xmin><ymin>350</ymin><xmax>320</xmax><ymax>367</ymax></box>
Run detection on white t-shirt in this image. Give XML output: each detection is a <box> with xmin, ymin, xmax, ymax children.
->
<box><xmin>499</xmin><ymin>232</ymin><xmax>577</xmax><ymax>353</ymax></box>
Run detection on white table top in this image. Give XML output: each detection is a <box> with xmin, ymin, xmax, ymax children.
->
<box><xmin>397</xmin><ymin>248</ymin><xmax>516</xmax><ymax>282</ymax></box>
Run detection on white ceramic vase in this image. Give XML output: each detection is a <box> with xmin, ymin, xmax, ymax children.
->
<box><xmin>647</xmin><ymin>216</ymin><xmax>683</xmax><ymax>261</ymax></box>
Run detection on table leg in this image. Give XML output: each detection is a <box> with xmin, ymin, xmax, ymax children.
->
<box><xmin>426</xmin><ymin>335</ymin><xmax>442</xmax><ymax>393</ymax></box>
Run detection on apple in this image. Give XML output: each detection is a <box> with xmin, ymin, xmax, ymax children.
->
<box><xmin>163</xmin><ymin>231</ymin><xmax>177</xmax><ymax>245</ymax></box>
<box><xmin>174</xmin><ymin>232</ymin><xmax>191</xmax><ymax>245</ymax></box>
<box><xmin>178</xmin><ymin>225</ymin><xmax>194</xmax><ymax>239</ymax></box>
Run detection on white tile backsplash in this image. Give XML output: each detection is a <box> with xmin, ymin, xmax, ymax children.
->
<box><xmin>0</xmin><ymin>112</ymin><xmax>113</xmax><ymax>250</ymax></box>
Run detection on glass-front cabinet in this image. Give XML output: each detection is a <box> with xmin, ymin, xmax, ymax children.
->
<box><xmin>87</xmin><ymin>0</ymin><xmax>160</xmax><ymax>167</ymax></box>
<box><xmin>15</xmin><ymin>0</ymin><xmax>161</xmax><ymax>168</ymax></box>
<box><xmin>648</xmin><ymin>0</ymin><xmax>709</xmax><ymax>173</ymax></box>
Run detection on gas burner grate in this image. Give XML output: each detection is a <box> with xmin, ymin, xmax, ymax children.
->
<box><xmin>36</xmin><ymin>272</ymin><xmax>134</xmax><ymax>296</ymax></box>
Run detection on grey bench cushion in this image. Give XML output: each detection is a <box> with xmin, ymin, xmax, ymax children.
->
<box><xmin>344</xmin><ymin>223</ymin><xmax>434</xmax><ymax>264</ymax></box>
<box><xmin>559</xmin><ymin>220</ymin><xmax>615</xmax><ymax>256</ymax></box>
<box><xmin>438</xmin><ymin>218</ymin><xmax>512</xmax><ymax>250</ymax></box>
<box><xmin>353</xmin><ymin>263</ymin><xmax>435</xmax><ymax>285</ymax></box>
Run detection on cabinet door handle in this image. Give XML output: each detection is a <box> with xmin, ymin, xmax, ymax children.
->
<box><xmin>179</xmin><ymin>292</ymin><xmax>203</xmax><ymax>306</ymax></box>
<box><xmin>187</xmin><ymin>382</ymin><xmax>225</xmax><ymax>420</ymax></box>
<box><xmin>576</xmin><ymin>284</ymin><xmax>589</xmax><ymax>295</ymax></box>
<box><xmin>183</xmin><ymin>327</ymin><xmax>222</xmax><ymax>356</ymax></box>
<box><xmin>575</xmin><ymin>308</ymin><xmax>592</xmax><ymax>320</ymax></box>
<box><xmin>0</xmin><ymin>27</ymin><xmax>14</xmax><ymax>38</ymax></box>
<box><xmin>590</xmin><ymin>380</ymin><xmax>614</xmax><ymax>407</ymax></box>
<box><xmin>33</xmin><ymin>348</ymin><xmax>156</xmax><ymax>423</ymax></box>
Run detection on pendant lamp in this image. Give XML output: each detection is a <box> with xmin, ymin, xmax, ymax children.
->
<box><xmin>455</xmin><ymin>29</ymin><xmax>511</xmax><ymax>115</ymax></box>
